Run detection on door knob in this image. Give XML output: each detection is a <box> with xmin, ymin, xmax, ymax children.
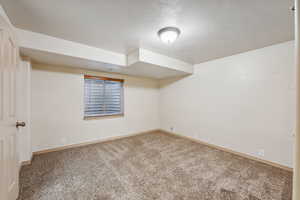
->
<box><xmin>16</xmin><ymin>121</ymin><xmax>26</xmax><ymax>128</ymax></box>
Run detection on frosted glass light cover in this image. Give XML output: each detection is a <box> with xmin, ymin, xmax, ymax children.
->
<box><xmin>158</xmin><ymin>27</ymin><xmax>180</xmax><ymax>44</ymax></box>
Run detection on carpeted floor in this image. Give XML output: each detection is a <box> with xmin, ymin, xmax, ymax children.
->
<box><xmin>18</xmin><ymin>131</ymin><xmax>292</xmax><ymax>200</ymax></box>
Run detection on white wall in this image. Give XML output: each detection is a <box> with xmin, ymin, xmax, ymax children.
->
<box><xmin>160</xmin><ymin>41</ymin><xmax>295</xmax><ymax>167</ymax></box>
<box><xmin>0</xmin><ymin>4</ymin><xmax>13</xmax><ymax>28</ymax></box>
<box><xmin>31</xmin><ymin>64</ymin><xmax>159</xmax><ymax>152</ymax></box>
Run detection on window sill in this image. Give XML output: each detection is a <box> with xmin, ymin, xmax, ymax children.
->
<box><xmin>83</xmin><ymin>113</ymin><xmax>124</xmax><ymax>120</ymax></box>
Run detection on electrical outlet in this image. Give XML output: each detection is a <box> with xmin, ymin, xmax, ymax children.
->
<box><xmin>193</xmin><ymin>132</ymin><xmax>198</xmax><ymax>137</ymax></box>
<box><xmin>292</xmin><ymin>132</ymin><xmax>296</xmax><ymax>137</ymax></box>
<box><xmin>258</xmin><ymin>149</ymin><xmax>265</xmax><ymax>157</ymax></box>
<box><xmin>61</xmin><ymin>138</ymin><xmax>67</xmax><ymax>144</ymax></box>
<box><xmin>170</xmin><ymin>127</ymin><xmax>174</xmax><ymax>132</ymax></box>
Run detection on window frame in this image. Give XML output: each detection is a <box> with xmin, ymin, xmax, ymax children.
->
<box><xmin>83</xmin><ymin>75</ymin><xmax>124</xmax><ymax>119</ymax></box>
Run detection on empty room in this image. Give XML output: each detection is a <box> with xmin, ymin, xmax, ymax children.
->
<box><xmin>1</xmin><ymin>0</ymin><xmax>300</xmax><ymax>199</ymax></box>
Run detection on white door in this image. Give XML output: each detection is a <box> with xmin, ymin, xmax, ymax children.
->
<box><xmin>0</xmin><ymin>15</ymin><xmax>21</xmax><ymax>200</ymax></box>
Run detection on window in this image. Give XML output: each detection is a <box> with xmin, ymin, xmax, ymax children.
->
<box><xmin>84</xmin><ymin>75</ymin><xmax>124</xmax><ymax>118</ymax></box>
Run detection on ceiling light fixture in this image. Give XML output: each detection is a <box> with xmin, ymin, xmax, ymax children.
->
<box><xmin>158</xmin><ymin>27</ymin><xmax>181</xmax><ymax>44</ymax></box>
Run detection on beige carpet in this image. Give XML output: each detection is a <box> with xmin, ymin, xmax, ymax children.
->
<box><xmin>18</xmin><ymin>131</ymin><xmax>292</xmax><ymax>200</ymax></box>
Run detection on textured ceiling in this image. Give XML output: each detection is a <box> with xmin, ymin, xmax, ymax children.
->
<box><xmin>0</xmin><ymin>0</ymin><xmax>295</xmax><ymax>64</ymax></box>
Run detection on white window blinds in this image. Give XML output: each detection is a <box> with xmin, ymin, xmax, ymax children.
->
<box><xmin>84</xmin><ymin>75</ymin><xmax>124</xmax><ymax>117</ymax></box>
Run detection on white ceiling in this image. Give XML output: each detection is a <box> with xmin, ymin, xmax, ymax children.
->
<box><xmin>0</xmin><ymin>0</ymin><xmax>294</xmax><ymax>64</ymax></box>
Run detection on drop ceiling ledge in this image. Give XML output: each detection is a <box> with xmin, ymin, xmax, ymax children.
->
<box><xmin>16</xmin><ymin>28</ymin><xmax>194</xmax><ymax>79</ymax></box>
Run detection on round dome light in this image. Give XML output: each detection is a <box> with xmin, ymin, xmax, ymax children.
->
<box><xmin>158</xmin><ymin>27</ymin><xmax>181</xmax><ymax>44</ymax></box>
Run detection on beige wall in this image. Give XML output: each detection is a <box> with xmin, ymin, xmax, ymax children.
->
<box><xmin>31</xmin><ymin>64</ymin><xmax>160</xmax><ymax>152</ymax></box>
<box><xmin>31</xmin><ymin>41</ymin><xmax>295</xmax><ymax>168</ymax></box>
<box><xmin>159</xmin><ymin>41</ymin><xmax>295</xmax><ymax>167</ymax></box>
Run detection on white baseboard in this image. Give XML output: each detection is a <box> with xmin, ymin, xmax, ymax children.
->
<box><xmin>159</xmin><ymin>129</ymin><xmax>293</xmax><ymax>172</ymax></box>
<box><xmin>32</xmin><ymin>129</ymin><xmax>158</xmax><ymax>156</ymax></box>
<box><xmin>21</xmin><ymin>129</ymin><xmax>293</xmax><ymax>172</ymax></box>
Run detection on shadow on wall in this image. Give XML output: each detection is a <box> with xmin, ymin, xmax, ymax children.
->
<box><xmin>32</xmin><ymin>63</ymin><xmax>160</xmax><ymax>89</ymax></box>
<box><xmin>159</xmin><ymin>74</ymin><xmax>190</xmax><ymax>88</ymax></box>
